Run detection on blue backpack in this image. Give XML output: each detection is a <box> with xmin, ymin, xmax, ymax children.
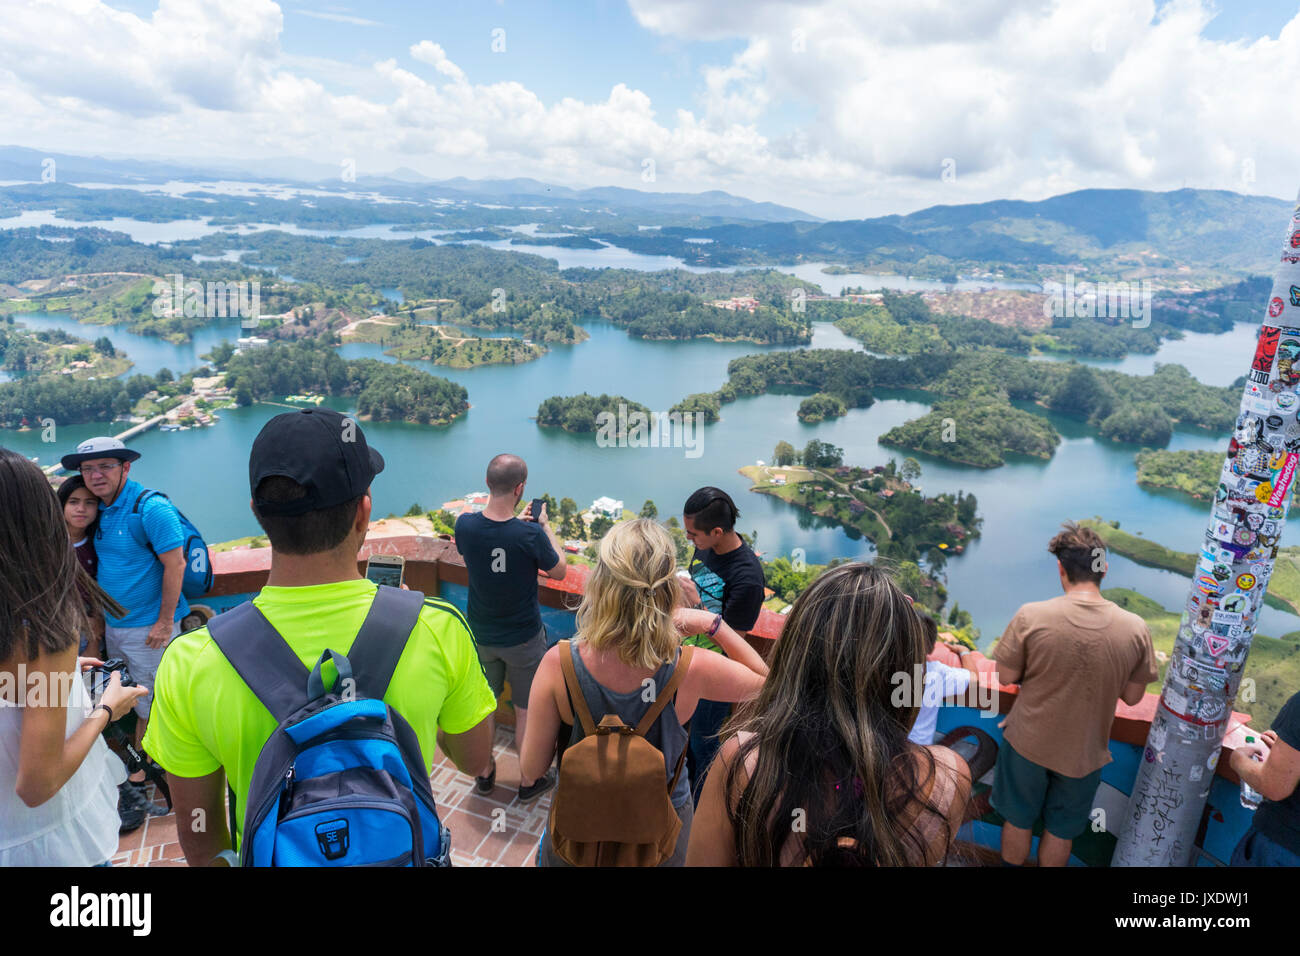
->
<box><xmin>207</xmin><ymin>586</ymin><xmax>451</xmax><ymax>867</ymax></box>
<box><xmin>129</xmin><ymin>489</ymin><xmax>213</xmax><ymax>599</ymax></box>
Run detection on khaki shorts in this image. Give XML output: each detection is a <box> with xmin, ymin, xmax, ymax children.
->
<box><xmin>476</xmin><ymin>626</ymin><xmax>548</xmax><ymax>708</ymax></box>
<box><xmin>105</xmin><ymin>620</ymin><xmax>181</xmax><ymax>720</ymax></box>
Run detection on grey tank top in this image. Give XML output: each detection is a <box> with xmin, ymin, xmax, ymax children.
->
<box><xmin>565</xmin><ymin>641</ymin><xmax>692</xmax><ymax>808</ymax></box>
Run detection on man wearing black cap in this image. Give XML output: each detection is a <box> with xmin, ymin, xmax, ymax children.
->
<box><xmin>143</xmin><ymin>409</ymin><xmax>496</xmax><ymax>865</ymax></box>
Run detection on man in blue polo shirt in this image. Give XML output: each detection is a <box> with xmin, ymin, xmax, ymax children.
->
<box><xmin>61</xmin><ymin>437</ymin><xmax>189</xmax><ymax>764</ymax></box>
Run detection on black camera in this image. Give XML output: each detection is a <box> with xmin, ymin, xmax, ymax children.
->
<box><xmin>87</xmin><ymin>658</ymin><xmax>135</xmax><ymax>698</ymax></box>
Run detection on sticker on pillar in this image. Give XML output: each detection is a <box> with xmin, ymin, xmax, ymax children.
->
<box><xmin>1205</xmin><ymin>633</ymin><xmax>1230</xmax><ymax>657</ymax></box>
<box><xmin>1276</xmin><ymin>391</ymin><xmax>1299</xmax><ymax>413</ymax></box>
<box><xmin>1195</xmin><ymin>574</ymin><xmax>1223</xmax><ymax>597</ymax></box>
<box><xmin>1208</xmin><ymin>751</ymin><xmax>1220</xmax><ymax>771</ymax></box>
<box><xmin>1243</xmin><ymin>382</ymin><xmax>1270</xmax><ymax>407</ymax></box>
<box><xmin>1235</xmin><ymin>573</ymin><xmax>1258</xmax><ymax>591</ymax></box>
<box><xmin>1279</xmin><ymin>340</ymin><xmax>1300</xmax><ymax>385</ymax></box>
<box><xmin>1267</xmin><ymin>453</ymin><xmax>1299</xmax><ymax>507</ymax></box>
<box><xmin>1164</xmin><ymin>687</ymin><xmax>1189</xmax><ymax>718</ymax></box>
<box><xmin>1252</xmin><ymin>326</ymin><xmax>1282</xmax><ymax>380</ymax></box>
<box><xmin>1279</xmin><ymin>339</ymin><xmax>1300</xmax><ymax>387</ymax></box>
<box><xmin>1268</xmin><ymin>299</ymin><xmax>1286</xmax><ymax>321</ymax></box>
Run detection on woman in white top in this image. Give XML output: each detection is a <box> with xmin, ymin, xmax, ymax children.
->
<box><xmin>0</xmin><ymin>449</ymin><xmax>146</xmax><ymax>866</ymax></box>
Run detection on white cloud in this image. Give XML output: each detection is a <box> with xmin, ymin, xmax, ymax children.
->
<box><xmin>295</xmin><ymin>8</ymin><xmax>382</xmax><ymax>27</ymax></box>
<box><xmin>409</xmin><ymin>41</ymin><xmax>467</xmax><ymax>83</ymax></box>
<box><xmin>0</xmin><ymin>0</ymin><xmax>1297</xmax><ymax>219</ymax></box>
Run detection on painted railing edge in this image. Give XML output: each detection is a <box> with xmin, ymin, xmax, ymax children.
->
<box><xmin>205</xmin><ymin>533</ymin><xmax>1255</xmax><ymax>784</ymax></box>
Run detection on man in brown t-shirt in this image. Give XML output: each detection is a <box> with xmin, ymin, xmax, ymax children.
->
<box><xmin>992</xmin><ymin>522</ymin><xmax>1158</xmax><ymax>866</ymax></box>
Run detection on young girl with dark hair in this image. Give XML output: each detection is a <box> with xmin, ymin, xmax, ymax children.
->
<box><xmin>57</xmin><ymin>474</ymin><xmax>104</xmax><ymax>658</ymax></box>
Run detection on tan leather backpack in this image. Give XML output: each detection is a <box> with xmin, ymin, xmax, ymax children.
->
<box><xmin>549</xmin><ymin>639</ymin><xmax>695</xmax><ymax>867</ymax></box>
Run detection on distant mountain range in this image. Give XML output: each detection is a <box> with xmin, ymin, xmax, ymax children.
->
<box><xmin>0</xmin><ymin>146</ymin><xmax>814</xmax><ymax>223</ymax></box>
<box><xmin>650</xmin><ymin>188</ymin><xmax>1293</xmax><ymax>275</ymax></box>
<box><xmin>0</xmin><ymin>145</ymin><xmax>1291</xmax><ymax>274</ymax></box>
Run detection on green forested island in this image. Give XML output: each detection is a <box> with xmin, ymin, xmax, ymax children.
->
<box><xmin>675</xmin><ymin>336</ymin><xmax>1235</xmax><ymax>467</ymax></box>
<box><xmin>536</xmin><ymin>392</ymin><xmax>651</xmax><ymax>433</ymax></box>
<box><xmin>1134</xmin><ymin>449</ymin><xmax>1223</xmax><ymax>500</ymax></box>
<box><xmin>222</xmin><ymin>339</ymin><xmax>468</xmax><ymax>425</ymax></box>
<box><xmin>0</xmin><ymin>317</ymin><xmax>131</xmax><ymax>379</ymax></box>
<box><xmin>879</xmin><ymin>391</ymin><xmax>1060</xmax><ymax>467</ymax></box>
<box><xmin>796</xmin><ymin>392</ymin><xmax>847</xmax><ymax>423</ymax></box>
<box><xmin>826</xmin><ymin>289</ymin><xmax>1176</xmax><ymax>360</ymax></box>
<box><xmin>344</xmin><ymin>318</ymin><xmax>545</xmax><ymax>367</ymax></box>
<box><xmin>741</xmin><ymin>456</ymin><xmax>982</xmax><ymax>572</ymax></box>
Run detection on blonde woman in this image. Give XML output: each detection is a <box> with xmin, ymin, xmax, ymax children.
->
<box><xmin>520</xmin><ymin>518</ymin><xmax>769</xmax><ymax>866</ymax></box>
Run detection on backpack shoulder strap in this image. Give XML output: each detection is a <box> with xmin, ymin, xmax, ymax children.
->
<box><xmin>346</xmin><ymin>585</ymin><xmax>426</xmax><ymax>701</ymax></box>
<box><xmin>126</xmin><ymin>489</ymin><xmax>158</xmax><ymax>555</ymax></box>
<box><xmin>557</xmin><ymin>639</ymin><xmax>597</xmax><ymax>736</ymax></box>
<box><xmin>207</xmin><ymin>601</ymin><xmax>311</xmax><ymax>724</ymax></box>
<box><xmin>635</xmin><ymin>645</ymin><xmax>695</xmax><ymax>736</ymax></box>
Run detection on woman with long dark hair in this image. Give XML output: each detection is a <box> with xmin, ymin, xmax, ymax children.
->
<box><xmin>0</xmin><ymin>448</ymin><xmax>146</xmax><ymax>866</ymax></box>
<box><xmin>687</xmin><ymin>562</ymin><xmax>972</xmax><ymax>866</ymax></box>
<box><xmin>57</xmin><ymin>474</ymin><xmax>104</xmax><ymax>658</ymax></box>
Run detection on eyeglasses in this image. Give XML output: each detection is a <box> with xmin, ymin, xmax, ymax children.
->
<box><xmin>79</xmin><ymin>463</ymin><xmax>122</xmax><ymax>476</ymax></box>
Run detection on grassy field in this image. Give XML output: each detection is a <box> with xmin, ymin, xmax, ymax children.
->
<box><xmin>1104</xmin><ymin>587</ymin><xmax>1300</xmax><ymax>730</ymax></box>
<box><xmin>1080</xmin><ymin>517</ymin><xmax>1300</xmax><ymax>615</ymax></box>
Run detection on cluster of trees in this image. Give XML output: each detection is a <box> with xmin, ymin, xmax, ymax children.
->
<box><xmin>0</xmin><ymin>365</ymin><xmax>182</xmax><ymax>426</ymax></box>
<box><xmin>223</xmin><ymin>339</ymin><xmax>468</xmax><ymax>425</ymax></box>
<box><xmin>597</xmin><ymin>288</ymin><xmax>811</xmax><ymax>344</ymax></box>
<box><xmin>669</xmin><ymin>391</ymin><xmax>721</xmax><ymax>423</ymax></box>
<box><xmin>721</xmin><ymin>349</ymin><xmax>875</xmax><ymax>408</ymax></box>
<box><xmin>879</xmin><ymin>391</ymin><xmax>1061</xmax><ymax>467</ymax></box>
<box><xmin>1134</xmin><ymin>449</ymin><xmax>1222</xmax><ymax>500</ymax></box>
<box><xmin>796</xmin><ymin>392</ymin><xmax>846</xmax><ymax>423</ymax></box>
<box><xmin>763</xmin><ymin>556</ymin><xmax>850</xmax><ymax>604</ymax></box>
<box><xmin>535</xmin><ymin>392</ymin><xmax>650</xmax><ymax>433</ymax></box>
<box><xmin>827</xmin><ymin>290</ymin><xmax>1169</xmax><ymax>360</ymax></box>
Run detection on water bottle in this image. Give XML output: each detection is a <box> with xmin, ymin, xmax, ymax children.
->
<box><xmin>1240</xmin><ymin>735</ymin><xmax>1265</xmax><ymax>810</ymax></box>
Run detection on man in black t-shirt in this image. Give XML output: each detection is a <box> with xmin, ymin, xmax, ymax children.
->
<box><xmin>455</xmin><ymin>453</ymin><xmax>567</xmax><ymax>801</ymax></box>
<box><xmin>679</xmin><ymin>486</ymin><xmax>765</xmax><ymax>804</ymax></box>
<box><xmin>1230</xmin><ymin>690</ymin><xmax>1300</xmax><ymax>865</ymax></box>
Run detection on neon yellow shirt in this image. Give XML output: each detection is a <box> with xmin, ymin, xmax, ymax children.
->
<box><xmin>143</xmin><ymin>579</ymin><xmax>495</xmax><ymax>839</ymax></box>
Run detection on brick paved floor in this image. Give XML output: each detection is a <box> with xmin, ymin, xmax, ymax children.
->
<box><xmin>114</xmin><ymin>726</ymin><xmax>550</xmax><ymax>867</ymax></box>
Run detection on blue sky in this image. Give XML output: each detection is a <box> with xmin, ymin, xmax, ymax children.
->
<box><xmin>6</xmin><ymin>1</ymin><xmax>1300</xmax><ymax>217</ymax></box>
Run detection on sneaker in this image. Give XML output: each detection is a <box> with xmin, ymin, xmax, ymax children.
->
<box><xmin>117</xmin><ymin>783</ymin><xmax>146</xmax><ymax>834</ymax></box>
<box><xmin>517</xmin><ymin>768</ymin><xmax>556</xmax><ymax>803</ymax></box>
<box><xmin>128</xmin><ymin>778</ymin><xmax>169</xmax><ymax>817</ymax></box>
<box><xmin>474</xmin><ymin>758</ymin><xmax>497</xmax><ymax>795</ymax></box>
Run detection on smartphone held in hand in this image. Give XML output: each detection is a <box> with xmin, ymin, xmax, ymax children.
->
<box><xmin>365</xmin><ymin>554</ymin><xmax>405</xmax><ymax>588</ymax></box>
